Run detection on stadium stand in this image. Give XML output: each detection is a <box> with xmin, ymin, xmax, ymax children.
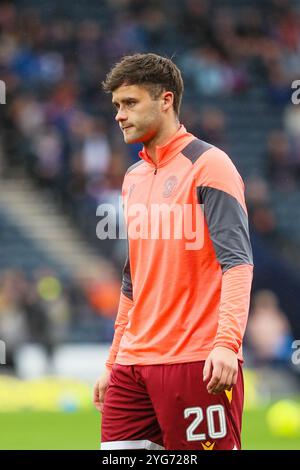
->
<box><xmin>0</xmin><ymin>0</ymin><xmax>300</xmax><ymax>374</ymax></box>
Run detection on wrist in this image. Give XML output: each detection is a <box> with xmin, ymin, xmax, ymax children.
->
<box><xmin>213</xmin><ymin>343</ymin><xmax>239</xmax><ymax>354</ymax></box>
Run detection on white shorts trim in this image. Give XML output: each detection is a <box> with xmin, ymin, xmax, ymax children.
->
<box><xmin>101</xmin><ymin>440</ymin><xmax>165</xmax><ymax>450</ymax></box>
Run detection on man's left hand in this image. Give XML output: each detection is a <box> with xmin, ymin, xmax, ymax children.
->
<box><xmin>203</xmin><ymin>346</ymin><xmax>238</xmax><ymax>395</ymax></box>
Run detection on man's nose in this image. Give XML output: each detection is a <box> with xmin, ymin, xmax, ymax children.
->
<box><xmin>115</xmin><ymin>108</ymin><xmax>127</xmax><ymax>122</ymax></box>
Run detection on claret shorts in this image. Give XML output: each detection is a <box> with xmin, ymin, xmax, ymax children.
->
<box><xmin>101</xmin><ymin>360</ymin><xmax>243</xmax><ymax>450</ymax></box>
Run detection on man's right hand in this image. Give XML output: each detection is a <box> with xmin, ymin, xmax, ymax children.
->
<box><xmin>93</xmin><ymin>369</ymin><xmax>111</xmax><ymax>413</ymax></box>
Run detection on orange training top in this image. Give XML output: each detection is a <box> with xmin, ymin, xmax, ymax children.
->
<box><xmin>106</xmin><ymin>125</ymin><xmax>253</xmax><ymax>369</ymax></box>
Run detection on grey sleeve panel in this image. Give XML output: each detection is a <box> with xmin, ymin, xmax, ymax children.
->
<box><xmin>121</xmin><ymin>247</ymin><xmax>133</xmax><ymax>300</ymax></box>
<box><xmin>125</xmin><ymin>160</ymin><xmax>144</xmax><ymax>175</ymax></box>
<box><xmin>181</xmin><ymin>138</ymin><xmax>213</xmax><ymax>163</ymax></box>
<box><xmin>197</xmin><ymin>186</ymin><xmax>253</xmax><ymax>272</ymax></box>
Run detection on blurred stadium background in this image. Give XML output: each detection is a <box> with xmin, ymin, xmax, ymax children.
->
<box><xmin>0</xmin><ymin>0</ymin><xmax>300</xmax><ymax>450</ymax></box>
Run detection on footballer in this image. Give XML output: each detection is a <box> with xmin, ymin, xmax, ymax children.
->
<box><xmin>94</xmin><ymin>53</ymin><xmax>253</xmax><ymax>450</ymax></box>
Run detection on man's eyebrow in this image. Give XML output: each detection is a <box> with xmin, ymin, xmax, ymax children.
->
<box><xmin>112</xmin><ymin>97</ymin><xmax>137</xmax><ymax>105</ymax></box>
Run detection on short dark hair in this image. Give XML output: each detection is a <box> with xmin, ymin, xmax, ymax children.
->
<box><xmin>102</xmin><ymin>53</ymin><xmax>184</xmax><ymax>116</ymax></box>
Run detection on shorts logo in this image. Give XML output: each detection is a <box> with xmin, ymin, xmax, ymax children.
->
<box><xmin>163</xmin><ymin>175</ymin><xmax>178</xmax><ymax>198</ymax></box>
<box><xmin>201</xmin><ymin>441</ymin><xmax>215</xmax><ymax>450</ymax></box>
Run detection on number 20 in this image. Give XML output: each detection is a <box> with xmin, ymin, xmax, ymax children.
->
<box><xmin>184</xmin><ymin>405</ymin><xmax>227</xmax><ymax>441</ymax></box>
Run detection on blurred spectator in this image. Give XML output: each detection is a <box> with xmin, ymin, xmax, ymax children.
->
<box><xmin>245</xmin><ymin>175</ymin><xmax>300</xmax><ymax>266</ymax></box>
<box><xmin>31</xmin><ymin>125</ymin><xmax>63</xmax><ymax>189</ymax></box>
<box><xmin>180</xmin><ymin>45</ymin><xmax>246</xmax><ymax>96</ymax></box>
<box><xmin>199</xmin><ymin>107</ymin><xmax>227</xmax><ymax>149</ymax></box>
<box><xmin>178</xmin><ymin>0</ymin><xmax>211</xmax><ymax>49</ymax></box>
<box><xmin>0</xmin><ymin>265</ymin><xmax>121</xmax><ymax>370</ymax></box>
<box><xmin>246</xmin><ymin>289</ymin><xmax>293</xmax><ymax>366</ymax></box>
<box><xmin>264</xmin><ymin>130</ymin><xmax>296</xmax><ymax>190</ymax></box>
<box><xmin>10</xmin><ymin>95</ymin><xmax>45</xmax><ymax>139</ymax></box>
<box><xmin>245</xmin><ymin>175</ymin><xmax>271</xmax><ymax>207</ymax></box>
<box><xmin>0</xmin><ymin>270</ymin><xmax>28</xmax><ymax>366</ymax></box>
<box><xmin>283</xmin><ymin>105</ymin><xmax>300</xmax><ymax>170</ymax></box>
<box><xmin>246</xmin><ymin>176</ymin><xmax>278</xmax><ymax>242</ymax></box>
<box><xmin>81</xmin><ymin>118</ymin><xmax>112</xmax><ymax>182</ymax></box>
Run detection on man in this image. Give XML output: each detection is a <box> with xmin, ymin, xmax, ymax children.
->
<box><xmin>94</xmin><ymin>53</ymin><xmax>253</xmax><ymax>450</ymax></box>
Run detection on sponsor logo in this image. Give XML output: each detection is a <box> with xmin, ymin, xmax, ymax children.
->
<box><xmin>201</xmin><ymin>441</ymin><xmax>215</xmax><ymax>450</ymax></box>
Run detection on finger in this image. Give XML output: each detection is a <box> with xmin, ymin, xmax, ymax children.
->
<box><xmin>99</xmin><ymin>392</ymin><xmax>106</xmax><ymax>413</ymax></box>
<box><xmin>207</xmin><ymin>374</ymin><xmax>220</xmax><ymax>393</ymax></box>
<box><xmin>224</xmin><ymin>368</ymin><xmax>238</xmax><ymax>391</ymax></box>
<box><xmin>211</xmin><ymin>367</ymin><xmax>229</xmax><ymax>394</ymax></box>
<box><xmin>216</xmin><ymin>366</ymin><xmax>238</xmax><ymax>393</ymax></box>
<box><xmin>226</xmin><ymin>368</ymin><xmax>237</xmax><ymax>390</ymax></box>
<box><xmin>93</xmin><ymin>395</ymin><xmax>102</xmax><ymax>412</ymax></box>
<box><xmin>93</xmin><ymin>394</ymin><xmax>100</xmax><ymax>405</ymax></box>
<box><xmin>97</xmin><ymin>389</ymin><xmax>107</xmax><ymax>413</ymax></box>
<box><xmin>232</xmin><ymin>369</ymin><xmax>238</xmax><ymax>385</ymax></box>
<box><xmin>207</xmin><ymin>363</ymin><xmax>222</xmax><ymax>393</ymax></box>
<box><xmin>94</xmin><ymin>403</ymin><xmax>102</xmax><ymax>412</ymax></box>
<box><xmin>203</xmin><ymin>357</ymin><xmax>212</xmax><ymax>382</ymax></box>
<box><xmin>224</xmin><ymin>372</ymin><xmax>234</xmax><ymax>391</ymax></box>
<box><xmin>93</xmin><ymin>384</ymin><xmax>99</xmax><ymax>402</ymax></box>
<box><xmin>93</xmin><ymin>384</ymin><xmax>103</xmax><ymax>412</ymax></box>
<box><xmin>219</xmin><ymin>368</ymin><xmax>233</xmax><ymax>393</ymax></box>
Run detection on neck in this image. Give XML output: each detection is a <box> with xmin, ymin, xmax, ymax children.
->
<box><xmin>143</xmin><ymin>118</ymin><xmax>180</xmax><ymax>165</ymax></box>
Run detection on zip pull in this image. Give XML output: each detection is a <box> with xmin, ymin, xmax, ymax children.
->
<box><xmin>154</xmin><ymin>167</ymin><xmax>157</xmax><ymax>175</ymax></box>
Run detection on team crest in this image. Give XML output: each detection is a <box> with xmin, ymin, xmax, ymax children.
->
<box><xmin>163</xmin><ymin>175</ymin><xmax>178</xmax><ymax>198</ymax></box>
<box><xmin>128</xmin><ymin>183</ymin><xmax>135</xmax><ymax>198</ymax></box>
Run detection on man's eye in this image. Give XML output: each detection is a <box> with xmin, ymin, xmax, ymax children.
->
<box><xmin>127</xmin><ymin>101</ymin><xmax>136</xmax><ymax>107</ymax></box>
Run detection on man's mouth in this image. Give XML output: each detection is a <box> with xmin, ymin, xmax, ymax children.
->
<box><xmin>122</xmin><ymin>125</ymin><xmax>133</xmax><ymax>130</ymax></box>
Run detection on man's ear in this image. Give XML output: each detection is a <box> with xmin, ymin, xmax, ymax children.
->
<box><xmin>162</xmin><ymin>91</ymin><xmax>174</xmax><ymax>111</ymax></box>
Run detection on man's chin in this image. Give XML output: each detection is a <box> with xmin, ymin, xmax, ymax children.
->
<box><xmin>124</xmin><ymin>134</ymin><xmax>142</xmax><ymax>144</ymax></box>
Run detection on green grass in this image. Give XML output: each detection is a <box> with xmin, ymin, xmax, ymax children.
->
<box><xmin>242</xmin><ymin>408</ymin><xmax>300</xmax><ymax>450</ymax></box>
<box><xmin>0</xmin><ymin>411</ymin><xmax>101</xmax><ymax>450</ymax></box>
<box><xmin>0</xmin><ymin>408</ymin><xmax>299</xmax><ymax>450</ymax></box>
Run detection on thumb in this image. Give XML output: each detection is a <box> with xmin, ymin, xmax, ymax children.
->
<box><xmin>203</xmin><ymin>356</ymin><xmax>212</xmax><ymax>382</ymax></box>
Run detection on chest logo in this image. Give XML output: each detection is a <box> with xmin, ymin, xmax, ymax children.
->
<box><xmin>163</xmin><ymin>175</ymin><xmax>178</xmax><ymax>198</ymax></box>
<box><xmin>128</xmin><ymin>184</ymin><xmax>136</xmax><ymax>198</ymax></box>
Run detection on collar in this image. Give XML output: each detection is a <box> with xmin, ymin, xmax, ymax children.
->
<box><xmin>138</xmin><ymin>124</ymin><xmax>194</xmax><ymax>168</ymax></box>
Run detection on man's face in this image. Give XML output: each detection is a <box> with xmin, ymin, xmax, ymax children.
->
<box><xmin>112</xmin><ymin>84</ymin><xmax>163</xmax><ymax>144</ymax></box>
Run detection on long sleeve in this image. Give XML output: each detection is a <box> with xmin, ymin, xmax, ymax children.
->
<box><xmin>105</xmin><ymin>245</ymin><xmax>134</xmax><ymax>370</ymax></box>
<box><xmin>105</xmin><ymin>292</ymin><xmax>133</xmax><ymax>370</ymax></box>
<box><xmin>213</xmin><ymin>264</ymin><xmax>253</xmax><ymax>353</ymax></box>
<box><xmin>195</xmin><ymin>147</ymin><xmax>253</xmax><ymax>352</ymax></box>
